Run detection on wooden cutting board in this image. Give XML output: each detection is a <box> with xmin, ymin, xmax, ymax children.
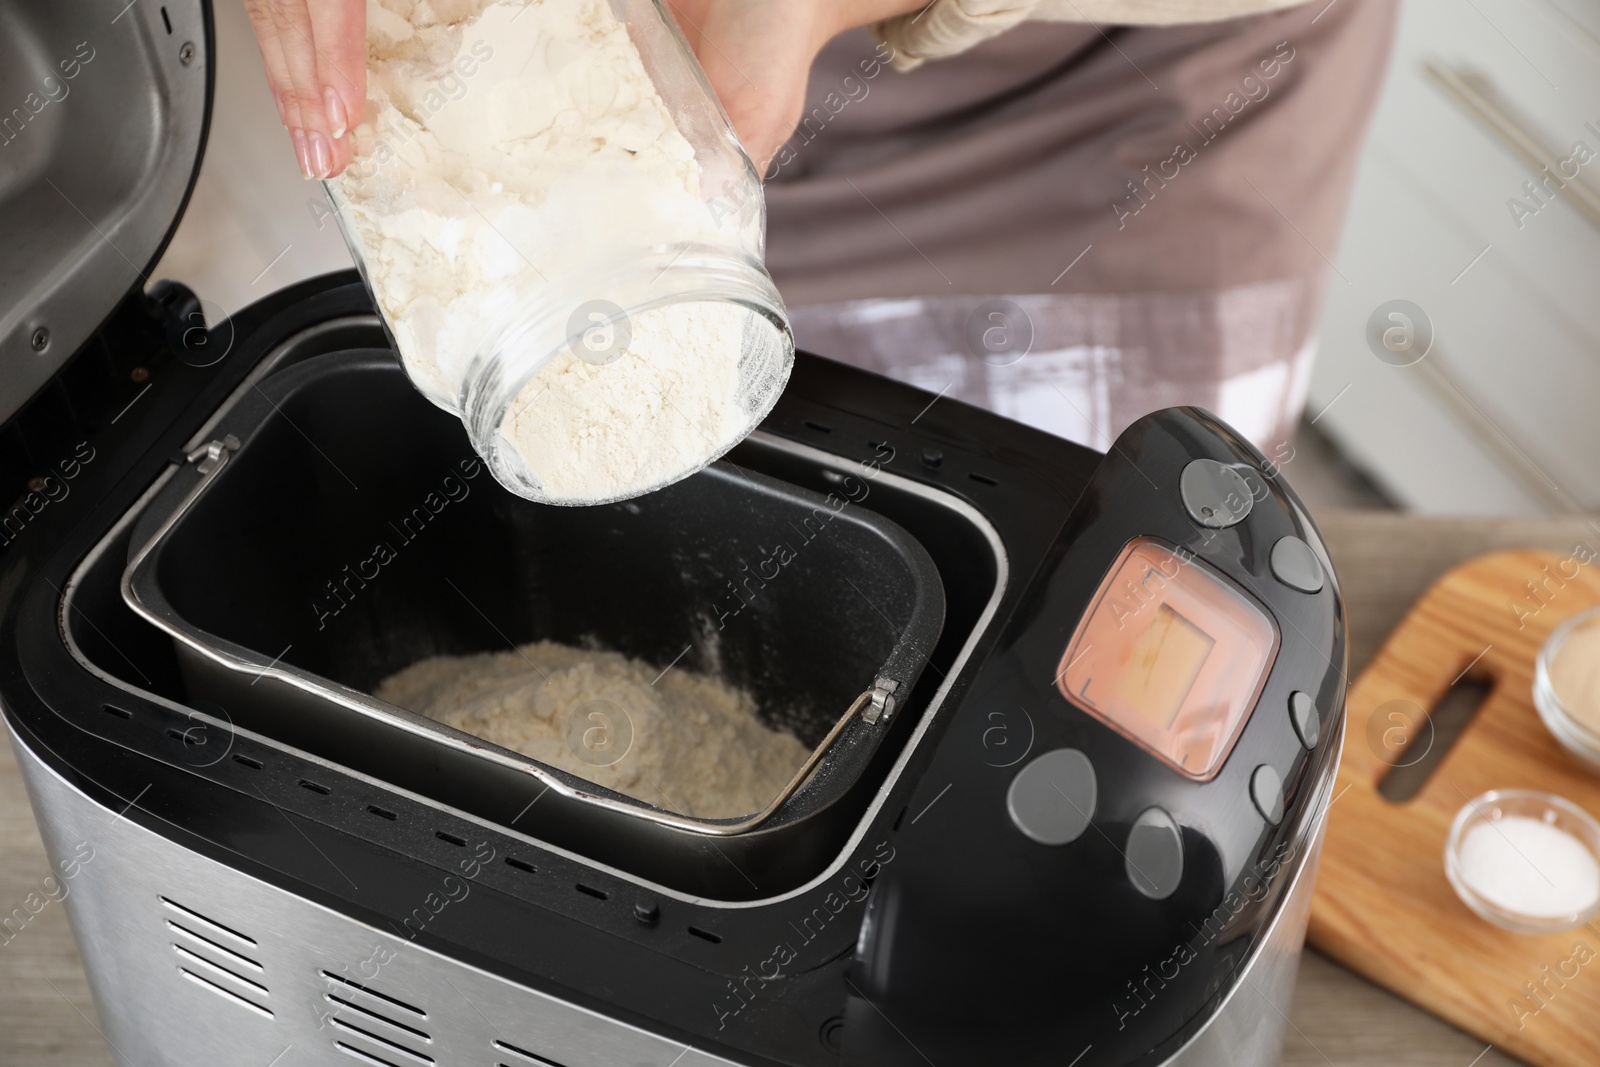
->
<box><xmin>1310</xmin><ymin>549</ymin><xmax>1600</xmax><ymax>1066</ymax></box>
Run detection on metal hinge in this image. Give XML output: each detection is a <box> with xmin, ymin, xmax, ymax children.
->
<box><xmin>863</xmin><ymin>676</ymin><xmax>900</xmax><ymax>725</ymax></box>
<box><xmin>187</xmin><ymin>434</ymin><xmax>240</xmax><ymax>475</ymax></box>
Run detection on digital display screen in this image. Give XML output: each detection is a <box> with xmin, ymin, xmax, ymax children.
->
<box><xmin>1057</xmin><ymin>537</ymin><xmax>1278</xmax><ymax>780</ymax></box>
<box><xmin>1113</xmin><ymin>604</ymin><xmax>1215</xmax><ymax>729</ymax></box>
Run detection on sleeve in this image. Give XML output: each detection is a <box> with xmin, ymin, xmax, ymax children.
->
<box><xmin>872</xmin><ymin>0</ymin><xmax>1315</xmax><ymax>70</ymax></box>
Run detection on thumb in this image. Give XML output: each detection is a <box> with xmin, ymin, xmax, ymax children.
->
<box><xmin>675</xmin><ymin>1</ymin><xmax>826</xmax><ymax>175</ymax></box>
<box><xmin>702</xmin><ymin>56</ymin><xmax>809</xmax><ymax>174</ymax></box>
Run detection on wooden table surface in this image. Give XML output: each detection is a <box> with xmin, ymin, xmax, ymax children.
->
<box><xmin>6</xmin><ymin>510</ymin><xmax>1589</xmax><ymax>1067</ymax></box>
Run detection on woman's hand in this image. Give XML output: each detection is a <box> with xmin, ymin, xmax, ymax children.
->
<box><xmin>242</xmin><ymin>0</ymin><xmax>366</xmax><ymax>179</ymax></box>
<box><xmin>665</xmin><ymin>0</ymin><xmax>926</xmax><ymax>172</ymax></box>
<box><xmin>240</xmin><ymin>0</ymin><xmax>925</xmax><ymax>180</ymax></box>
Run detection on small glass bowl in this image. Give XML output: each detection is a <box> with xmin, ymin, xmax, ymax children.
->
<box><xmin>1444</xmin><ymin>789</ymin><xmax>1600</xmax><ymax>934</ymax></box>
<box><xmin>1535</xmin><ymin>607</ymin><xmax>1600</xmax><ymax>773</ymax></box>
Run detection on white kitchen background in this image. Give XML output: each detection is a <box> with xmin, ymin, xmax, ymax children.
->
<box><xmin>160</xmin><ymin>0</ymin><xmax>1599</xmax><ymax>517</ymax></box>
<box><xmin>1306</xmin><ymin>0</ymin><xmax>1600</xmax><ymax>514</ymax></box>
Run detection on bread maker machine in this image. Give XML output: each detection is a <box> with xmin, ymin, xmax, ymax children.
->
<box><xmin>2</xmin><ymin>3</ymin><xmax>1346</xmax><ymax>1065</ymax></box>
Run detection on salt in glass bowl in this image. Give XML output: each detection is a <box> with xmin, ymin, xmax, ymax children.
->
<box><xmin>1444</xmin><ymin>789</ymin><xmax>1600</xmax><ymax>934</ymax></box>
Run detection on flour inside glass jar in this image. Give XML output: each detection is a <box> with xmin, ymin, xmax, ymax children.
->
<box><xmin>328</xmin><ymin>0</ymin><xmax>763</xmax><ymax>502</ymax></box>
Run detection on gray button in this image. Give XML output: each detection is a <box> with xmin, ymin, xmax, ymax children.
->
<box><xmin>1126</xmin><ymin>807</ymin><xmax>1184</xmax><ymax>900</ymax></box>
<box><xmin>1289</xmin><ymin>691</ymin><xmax>1320</xmax><ymax>750</ymax></box>
<box><xmin>1251</xmin><ymin>764</ymin><xmax>1284</xmax><ymax>825</ymax></box>
<box><xmin>1007</xmin><ymin>748</ymin><xmax>1097</xmax><ymax>846</ymax></box>
<box><xmin>1180</xmin><ymin>459</ymin><xmax>1254</xmax><ymax>529</ymax></box>
<box><xmin>1270</xmin><ymin>535</ymin><xmax>1325</xmax><ymax>594</ymax></box>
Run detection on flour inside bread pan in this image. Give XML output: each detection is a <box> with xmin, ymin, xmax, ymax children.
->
<box><xmin>122</xmin><ymin>350</ymin><xmax>949</xmax><ymax>896</ymax></box>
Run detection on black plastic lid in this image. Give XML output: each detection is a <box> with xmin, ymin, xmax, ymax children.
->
<box><xmin>0</xmin><ymin>0</ymin><xmax>212</xmax><ymax>427</ymax></box>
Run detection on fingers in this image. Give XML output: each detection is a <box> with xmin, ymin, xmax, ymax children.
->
<box><xmin>242</xmin><ymin>0</ymin><xmax>296</xmax><ymax>129</ymax></box>
<box><xmin>664</xmin><ymin>0</ymin><xmax>708</xmax><ymax>51</ymax></box>
<box><xmin>307</xmin><ymin>0</ymin><xmax>367</xmax><ymax>174</ymax></box>
<box><xmin>270</xmin><ymin>0</ymin><xmax>338</xmax><ymax>178</ymax></box>
<box><xmin>242</xmin><ymin>0</ymin><xmax>366</xmax><ymax>179</ymax></box>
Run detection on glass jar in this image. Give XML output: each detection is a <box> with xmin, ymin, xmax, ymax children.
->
<box><xmin>323</xmin><ymin>0</ymin><xmax>793</xmax><ymax>505</ymax></box>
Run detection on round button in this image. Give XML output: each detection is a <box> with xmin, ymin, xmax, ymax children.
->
<box><xmin>1180</xmin><ymin>459</ymin><xmax>1254</xmax><ymax>529</ymax></box>
<box><xmin>1006</xmin><ymin>749</ymin><xmax>1097</xmax><ymax>846</ymax></box>
<box><xmin>1251</xmin><ymin>764</ymin><xmax>1285</xmax><ymax>826</ymax></box>
<box><xmin>1270</xmin><ymin>535</ymin><xmax>1325</xmax><ymax>594</ymax></box>
<box><xmin>1289</xmin><ymin>691</ymin><xmax>1320</xmax><ymax>750</ymax></box>
<box><xmin>1125</xmin><ymin>807</ymin><xmax>1184</xmax><ymax>900</ymax></box>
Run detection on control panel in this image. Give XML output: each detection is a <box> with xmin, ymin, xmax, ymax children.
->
<box><xmin>844</xmin><ymin>408</ymin><xmax>1346</xmax><ymax>1067</ymax></box>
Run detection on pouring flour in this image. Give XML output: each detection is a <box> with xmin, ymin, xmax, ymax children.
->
<box><xmin>324</xmin><ymin>0</ymin><xmax>793</xmax><ymax>504</ymax></box>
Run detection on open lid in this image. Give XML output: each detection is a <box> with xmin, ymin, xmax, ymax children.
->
<box><xmin>0</xmin><ymin>0</ymin><xmax>212</xmax><ymax>426</ymax></box>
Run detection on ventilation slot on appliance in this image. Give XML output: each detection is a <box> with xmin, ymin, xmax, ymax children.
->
<box><xmin>320</xmin><ymin>971</ymin><xmax>429</xmax><ymax>1018</ymax></box>
<box><xmin>167</xmin><ymin>725</ymin><xmax>213</xmax><ymax>752</ymax></box>
<box><xmin>335</xmin><ymin>1043</ymin><xmax>411</xmax><ymax>1067</ymax></box>
<box><xmin>494</xmin><ymin>1038</ymin><xmax>574</xmax><ymax>1066</ymax></box>
<box><xmin>161</xmin><ymin>897</ymin><xmax>272</xmax><ymax>1019</ymax></box>
<box><xmin>321</xmin><ymin>971</ymin><xmax>433</xmax><ymax>1067</ymax></box>
<box><xmin>329</xmin><ymin>1019</ymin><xmax>434</xmax><ymax>1065</ymax></box>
